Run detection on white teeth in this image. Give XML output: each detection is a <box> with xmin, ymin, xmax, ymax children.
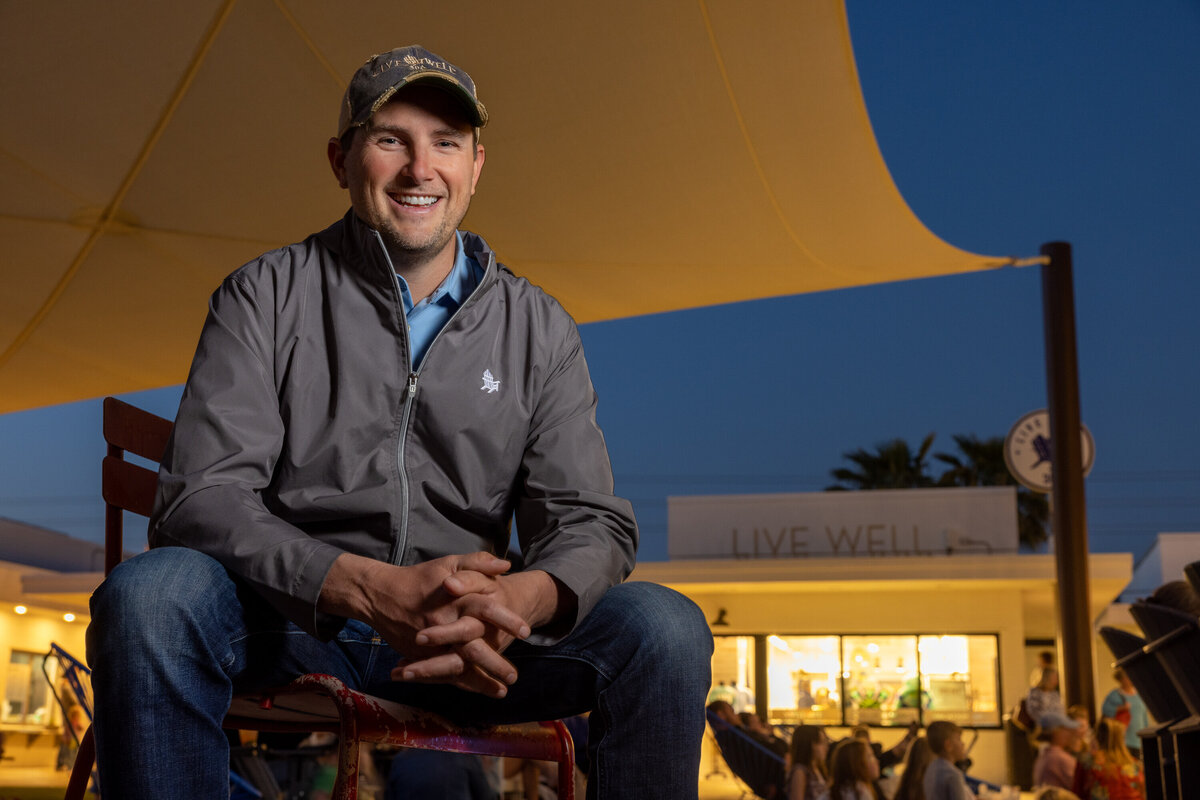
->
<box><xmin>396</xmin><ymin>195</ymin><xmax>438</xmax><ymax>207</ymax></box>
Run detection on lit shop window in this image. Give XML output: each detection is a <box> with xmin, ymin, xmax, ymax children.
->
<box><xmin>917</xmin><ymin>635</ymin><xmax>1000</xmax><ymax>727</ymax></box>
<box><xmin>709</xmin><ymin>635</ymin><xmax>756</xmax><ymax>712</ymax></box>
<box><xmin>842</xmin><ymin>636</ymin><xmax>920</xmax><ymax>727</ymax></box>
<box><xmin>765</xmin><ymin>636</ymin><xmax>841</xmax><ymax>727</ymax></box>
<box><xmin>708</xmin><ymin>632</ymin><xmax>1002</xmax><ymax>728</ymax></box>
<box><xmin>4</xmin><ymin>650</ymin><xmax>56</xmax><ymax>726</ymax></box>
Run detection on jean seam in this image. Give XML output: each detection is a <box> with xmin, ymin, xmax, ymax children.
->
<box><xmin>509</xmin><ymin>649</ymin><xmax>616</xmax><ymax>685</ymax></box>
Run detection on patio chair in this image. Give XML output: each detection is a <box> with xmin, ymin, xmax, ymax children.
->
<box><xmin>66</xmin><ymin>396</ymin><xmax>575</xmax><ymax>800</ymax></box>
<box><xmin>1131</xmin><ymin>603</ymin><xmax>1200</xmax><ymax>800</ymax></box>
<box><xmin>1099</xmin><ymin>626</ymin><xmax>1189</xmax><ymax>726</ymax></box>
<box><xmin>1130</xmin><ymin>602</ymin><xmax>1200</xmax><ymax>716</ymax></box>
<box><xmin>1100</xmin><ymin>625</ymin><xmax>1185</xmax><ymax>800</ymax></box>
<box><xmin>705</xmin><ymin>710</ymin><xmax>785</xmax><ymax>799</ymax></box>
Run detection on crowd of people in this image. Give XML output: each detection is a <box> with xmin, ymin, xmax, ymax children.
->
<box><xmin>1010</xmin><ymin>642</ymin><xmax>1156</xmax><ymax>800</ymax></box>
<box><xmin>708</xmin><ymin>688</ymin><xmax>1150</xmax><ymax>800</ymax></box>
<box><xmin>701</xmin><ymin>576</ymin><xmax>1200</xmax><ymax>800</ymax></box>
<box><xmin>708</xmin><ymin>700</ymin><xmax>974</xmax><ymax>800</ymax></box>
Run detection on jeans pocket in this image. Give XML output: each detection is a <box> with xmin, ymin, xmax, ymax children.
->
<box><xmin>336</xmin><ymin>618</ymin><xmax>381</xmax><ymax>645</ymax></box>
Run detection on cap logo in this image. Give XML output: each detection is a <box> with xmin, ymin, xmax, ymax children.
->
<box><xmin>370</xmin><ymin>54</ymin><xmax>458</xmax><ymax>79</ymax></box>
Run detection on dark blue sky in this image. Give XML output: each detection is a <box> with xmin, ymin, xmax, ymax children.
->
<box><xmin>2</xmin><ymin>1</ymin><xmax>1198</xmax><ymax>563</ymax></box>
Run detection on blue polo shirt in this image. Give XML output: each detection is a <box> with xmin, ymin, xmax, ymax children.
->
<box><xmin>395</xmin><ymin>231</ymin><xmax>483</xmax><ymax>368</ymax></box>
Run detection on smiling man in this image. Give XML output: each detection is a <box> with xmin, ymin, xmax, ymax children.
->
<box><xmin>87</xmin><ymin>46</ymin><xmax>712</xmax><ymax>799</ymax></box>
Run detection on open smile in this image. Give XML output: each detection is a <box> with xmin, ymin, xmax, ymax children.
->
<box><xmin>389</xmin><ymin>193</ymin><xmax>441</xmax><ymax>208</ymax></box>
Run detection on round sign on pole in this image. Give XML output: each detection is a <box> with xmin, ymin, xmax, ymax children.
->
<box><xmin>1003</xmin><ymin>409</ymin><xmax>1095</xmax><ymax>493</ymax></box>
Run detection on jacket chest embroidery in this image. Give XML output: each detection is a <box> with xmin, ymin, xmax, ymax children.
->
<box><xmin>480</xmin><ymin>369</ymin><xmax>500</xmax><ymax>394</ymax></box>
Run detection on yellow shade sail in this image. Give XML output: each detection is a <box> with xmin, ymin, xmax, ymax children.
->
<box><xmin>0</xmin><ymin>0</ymin><xmax>1007</xmax><ymax>413</ymax></box>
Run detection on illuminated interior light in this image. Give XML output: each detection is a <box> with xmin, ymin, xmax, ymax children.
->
<box><xmin>64</xmin><ymin>613</ymin><xmax>76</xmax><ymax>622</ymax></box>
<box><xmin>867</xmin><ymin>643</ymin><xmax>880</xmax><ymax>654</ymax></box>
<box><xmin>14</xmin><ymin>605</ymin><xmax>28</xmax><ymax>615</ymax></box>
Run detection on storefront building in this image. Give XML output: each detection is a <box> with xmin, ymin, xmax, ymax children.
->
<box><xmin>631</xmin><ymin>487</ymin><xmax>1134</xmax><ymax>787</ymax></box>
<box><xmin>0</xmin><ymin>521</ymin><xmax>98</xmax><ymax>773</ymax></box>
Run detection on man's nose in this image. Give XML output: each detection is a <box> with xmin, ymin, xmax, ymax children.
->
<box><xmin>402</xmin><ymin>147</ymin><xmax>434</xmax><ymax>182</ymax></box>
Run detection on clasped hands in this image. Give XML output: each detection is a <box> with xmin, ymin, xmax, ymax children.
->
<box><xmin>322</xmin><ymin>551</ymin><xmax>560</xmax><ymax>699</ymax></box>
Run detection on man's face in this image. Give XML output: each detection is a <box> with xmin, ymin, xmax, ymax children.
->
<box><xmin>1051</xmin><ymin>726</ymin><xmax>1076</xmax><ymax>748</ymax></box>
<box><xmin>946</xmin><ymin>731</ymin><xmax>966</xmax><ymax>761</ymax></box>
<box><xmin>329</xmin><ymin>84</ymin><xmax>485</xmax><ymax>266</ymax></box>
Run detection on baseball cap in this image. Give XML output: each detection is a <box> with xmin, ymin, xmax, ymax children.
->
<box><xmin>1038</xmin><ymin>712</ymin><xmax>1082</xmax><ymax>733</ymax></box>
<box><xmin>337</xmin><ymin>45</ymin><xmax>488</xmax><ymax>138</ymax></box>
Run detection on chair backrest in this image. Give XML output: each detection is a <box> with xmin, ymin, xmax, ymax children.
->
<box><xmin>1129</xmin><ymin>600</ymin><xmax>1197</xmax><ymax>642</ymax></box>
<box><xmin>1144</xmin><ymin>618</ymin><xmax>1200</xmax><ymax>718</ymax></box>
<box><xmin>101</xmin><ymin>396</ymin><xmax>173</xmax><ymax>575</ymax></box>
<box><xmin>705</xmin><ymin>710</ymin><xmax>785</xmax><ymax>799</ymax></box>
<box><xmin>1099</xmin><ymin>626</ymin><xmax>1187</xmax><ymax>724</ymax></box>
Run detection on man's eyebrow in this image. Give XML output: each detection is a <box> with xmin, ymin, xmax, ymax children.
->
<box><xmin>365</xmin><ymin>123</ymin><xmax>469</xmax><ymax>140</ymax></box>
<box><xmin>430</xmin><ymin>126</ymin><xmax>470</xmax><ymax>140</ymax></box>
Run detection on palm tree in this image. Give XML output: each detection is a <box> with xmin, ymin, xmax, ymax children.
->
<box><xmin>827</xmin><ymin>433</ymin><xmax>937</xmax><ymax>490</ymax></box>
<box><xmin>935</xmin><ymin>434</ymin><xmax>1049</xmax><ymax>549</ymax></box>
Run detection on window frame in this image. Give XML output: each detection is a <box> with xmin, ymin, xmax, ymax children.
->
<box><xmin>3</xmin><ymin>648</ymin><xmax>60</xmax><ymax>729</ymax></box>
<box><xmin>712</xmin><ymin>631</ymin><xmax>1003</xmax><ymax>729</ymax></box>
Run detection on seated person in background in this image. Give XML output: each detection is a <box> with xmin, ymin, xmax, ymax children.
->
<box><xmin>708</xmin><ymin>700</ymin><xmax>784</xmax><ymax>799</ymax></box>
<box><xmin>1033</xmin><ymin>712</ymin><xmax>1082</xmax><ymax>790</ymax></box>
<box><xmin>1071</xmin><ymin>718</ymin><xmax>1144</xmax><ymax>800</ymax></box>
<box><xmin>1065</xmin><ymin>705</ymin><xmax>1091</xmax><ymax>757</ymax></box>
<box><xmin>851</xmin><ymin>723</ymin><xmax>918</xmax><ymax>772</ymax></box>
<box><xmin>829</xmin><ymin>721</ymin><xmax>917</xmax><ymax>797</ymax></box>
<box><xmin>922</xmin><ymin>721</ymin><xmax>973</xmax><ymax>800</ymax></box>
<box><xmin>708</xmin><ymin>700</ymin><xmax>742</xmax><ymax>730</ymax></box>
<box><xmin>1026</xmin><ymin>668</ymin><xmax>1066</xmax><ymax>724</ymax></box>
<box><xmin>739</xmin><ymin>711</ymin><xmax>789</xmax><ymax>757</ymax></box>
<box><xmin>892</xmin><ymin>736</ymin><xmax>933</xmax><ymax>800</ymax></box>
<box><xmin>1100</xmin><ymin>668</ymin><xmax>1148</xmax><ymax>759</ymax></box>
<box><xmin>828</xmin><ymin>739</ymin><xmax>879</xmax><ymax>800</ymax></box>
<box><xmin>786</xmin><ymin>725</ymin><xmax>830</xmax><ymax>800</ymax></box>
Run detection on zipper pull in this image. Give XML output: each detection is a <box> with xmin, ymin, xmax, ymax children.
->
<box><xmin>407</xmin><ymin>373</ymin><xmax>418</xmax><ymax>398</ymax></box>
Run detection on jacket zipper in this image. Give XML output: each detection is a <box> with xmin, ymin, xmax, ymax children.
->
<box><xmin>391</xmin><ymin>371</ymin><xmax>419</xmax><ymax>565</ymax></box>
<box><xmin>388</xmin><ymin>243</ymin><xmax>497</xmax><ymax>566</ymax></box>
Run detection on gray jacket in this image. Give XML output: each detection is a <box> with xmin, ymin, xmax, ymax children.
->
<box><xmin>150</xmin><ymin>210</ymin><xmax>638</xmax><ymax>640</ymax></box>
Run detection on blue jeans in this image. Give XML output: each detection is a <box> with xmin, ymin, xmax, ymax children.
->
<box><xmin>87</xmin><ymin>547</ymin><xmax>712</xmax><ymax>799</ymax></box>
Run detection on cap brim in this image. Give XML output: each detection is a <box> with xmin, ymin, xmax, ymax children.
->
<box><xmin>371</xmin><ymin>72</ymin><xmax>487</xmax><ymax>128</ymax></box>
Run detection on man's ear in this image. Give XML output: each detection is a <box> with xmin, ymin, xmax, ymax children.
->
<box><xmin>470</xmin><ymin>143</ymin><xmax>485</xmax><ymax>196</ymax></box>
<box><xmin>327</xmin><ymin>137</ymin><xmax>349</xmax><ymax>189</ymax></box>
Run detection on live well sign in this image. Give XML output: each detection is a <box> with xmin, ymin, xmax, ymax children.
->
<box><xmin>667</xmin><ymin>487</ymin><xmax>1019</xmax><ymax>560</ymax></box>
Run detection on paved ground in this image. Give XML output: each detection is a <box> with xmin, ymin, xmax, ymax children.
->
<box><xmin>0</xmin><ymin>767</ymin><xmax>90</xmax><ymax>800</ymax></box>
<box><xmin>698</xmin><ymin>770</ymin><xmax>748</xmax><ymax>799</ymax></box>
<box><xmin>1</xmin><ymin>763</ymin><xmax>750</xmax><ymax>799</ymax></box>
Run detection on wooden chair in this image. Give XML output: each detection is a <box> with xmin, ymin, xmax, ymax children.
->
<box><xmin>67</xmin><ymin>396</ymin><xmax>575</xmax><ymax>799</ymax></box>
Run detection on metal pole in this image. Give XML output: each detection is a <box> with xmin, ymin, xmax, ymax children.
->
<box><xmin>1040</xmin><ymin>241</ymin><xmax>1095</xmax><ymax>718</ymax></box>
<box><xmin>755</xmin><ymin>636</ymin><xmax>769</xmax><ymax>723</ymax></box>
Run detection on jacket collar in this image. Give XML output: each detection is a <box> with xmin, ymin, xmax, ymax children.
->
<box><xmin>331</xmin><ymin>209</ymin><xmax>502</xmax><ymax>290</ymax></box>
